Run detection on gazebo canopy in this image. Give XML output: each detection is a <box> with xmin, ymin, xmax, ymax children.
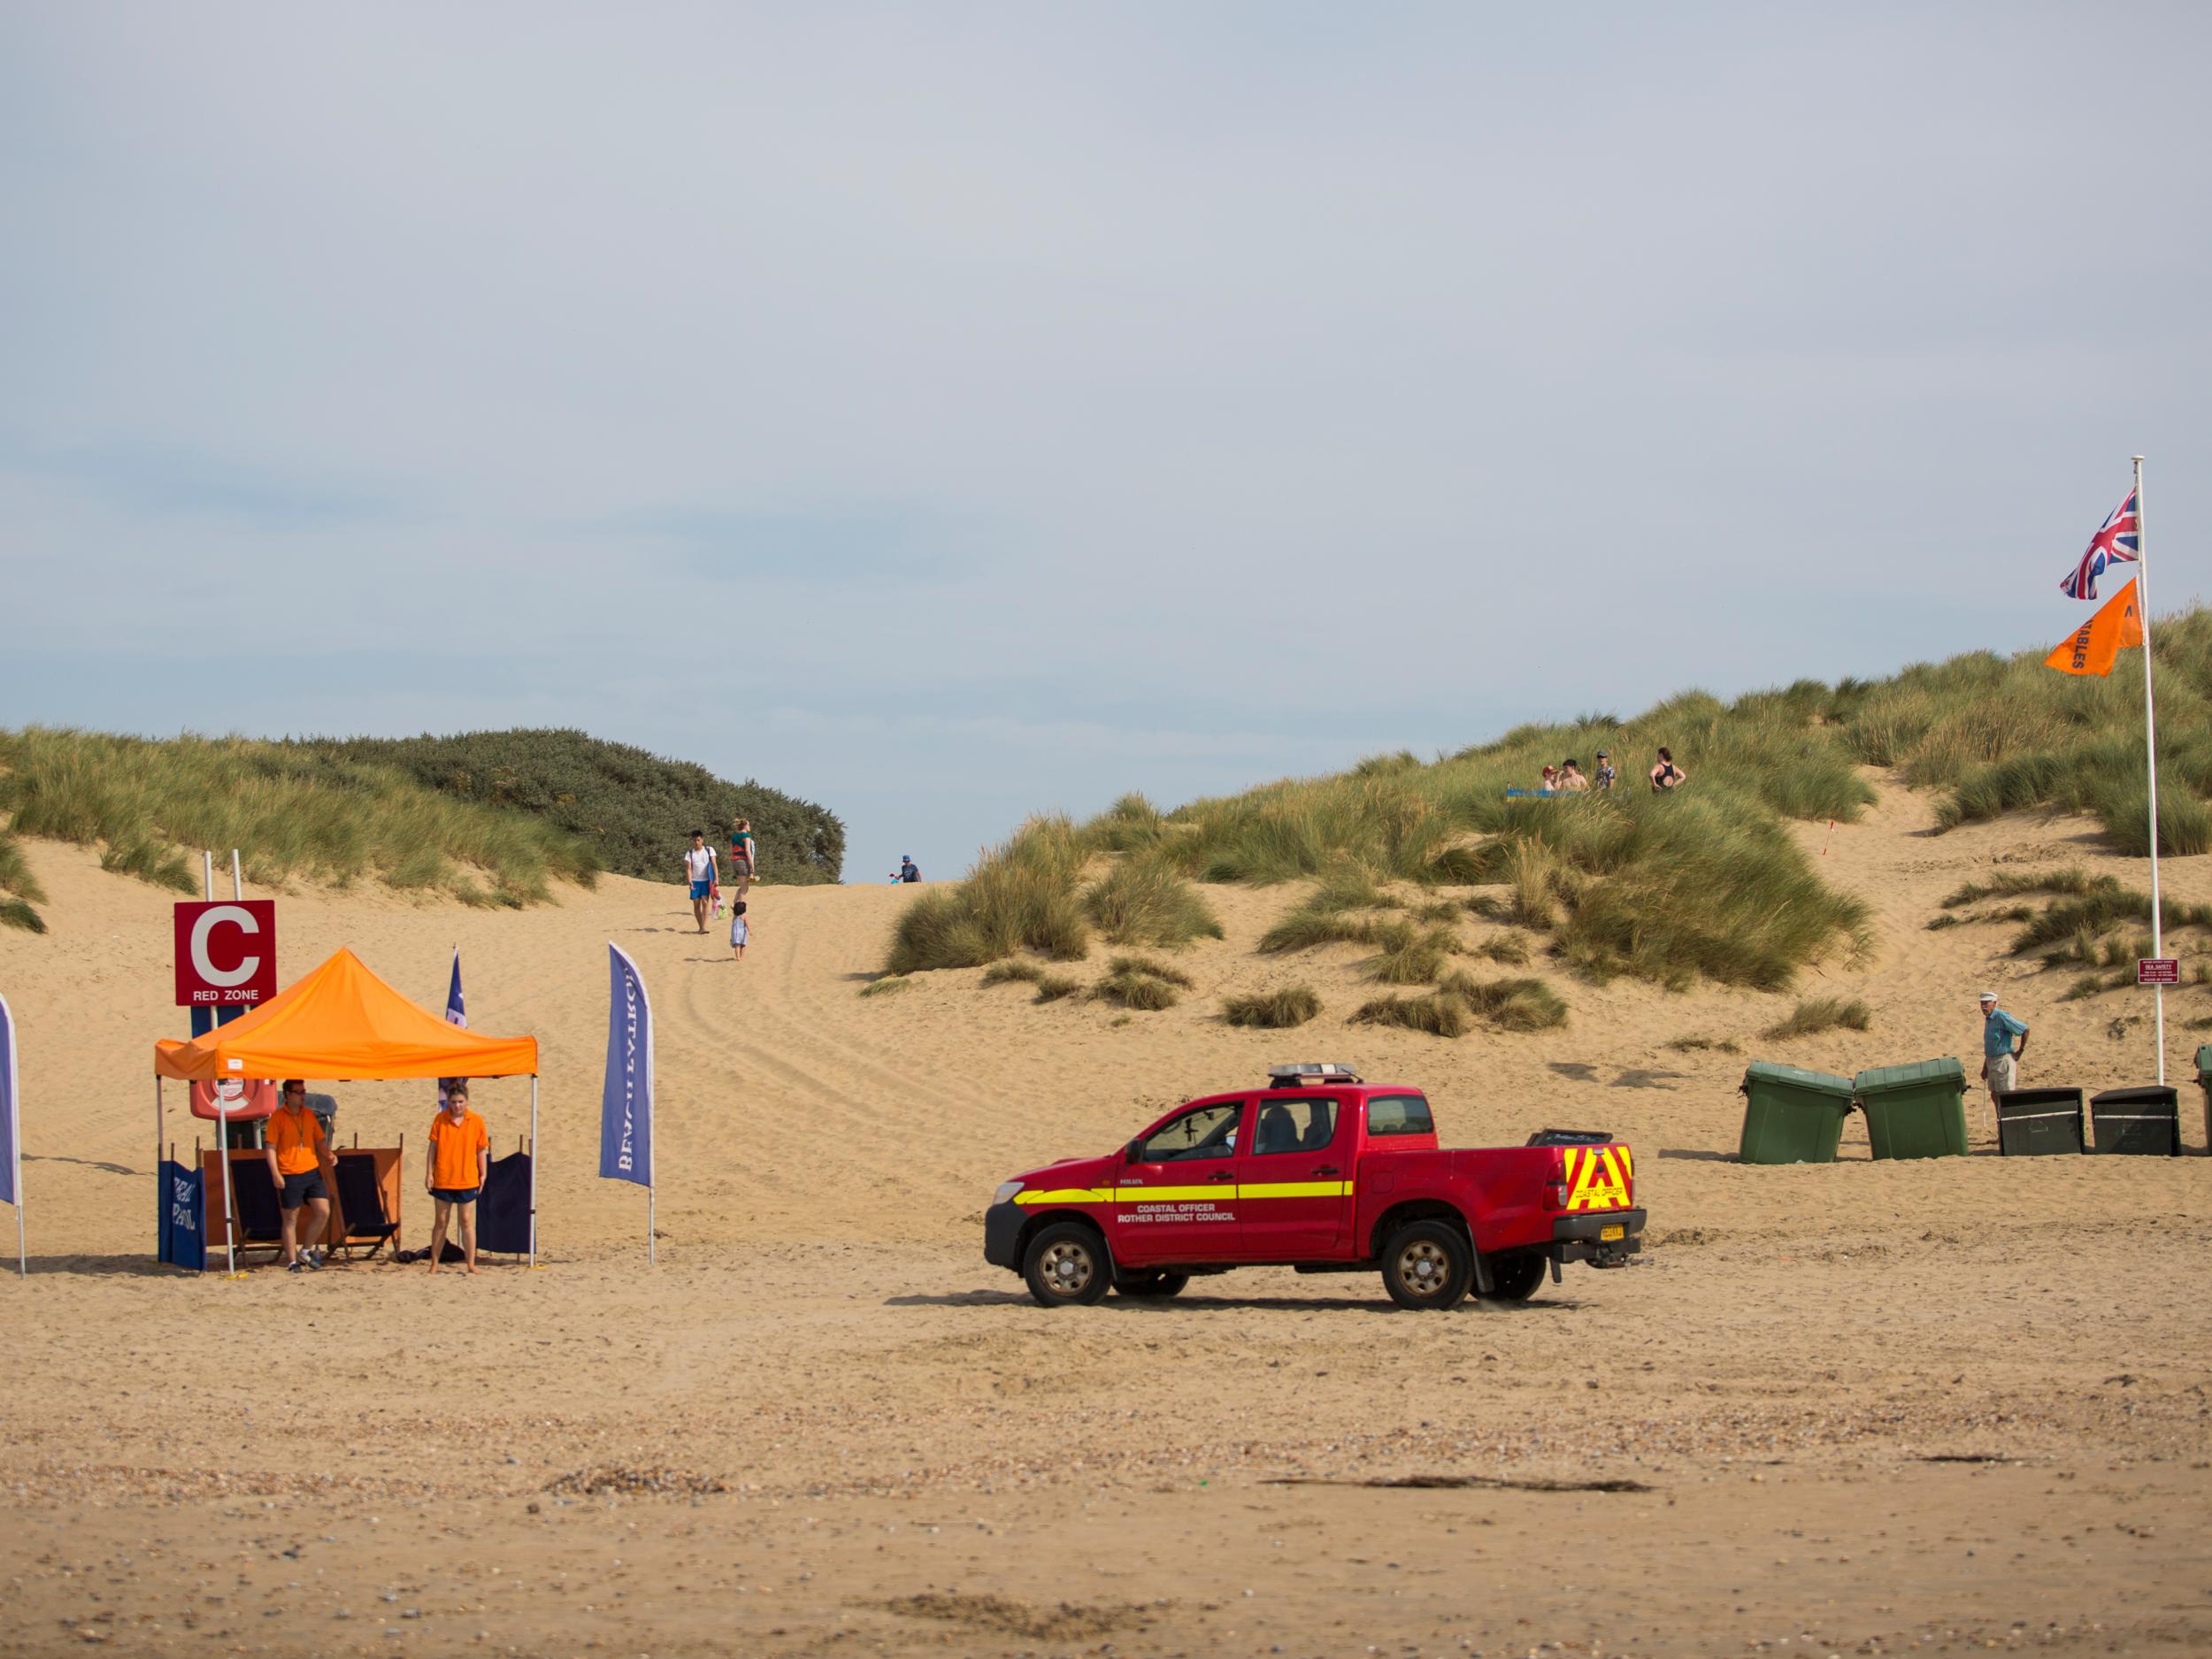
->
<box><xmin>154</xmin><ymin>948</ymin><xmax>538</xmax><ymax>1081</ymax></box>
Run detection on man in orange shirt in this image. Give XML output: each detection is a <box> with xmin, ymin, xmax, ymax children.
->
<box><xmin>425</xmin><ymin>1080</ymin><xmax>491</xmax><ymax>1275</ymax></box>
<box><xmin>264</xmin><ymin>1079</ymin><xmax>334</xmax><ymax>1272</ymax></box>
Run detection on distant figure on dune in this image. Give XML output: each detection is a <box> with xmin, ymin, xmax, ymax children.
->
<box><xmin>729</xmin><ymin>899</ymin><xmax>750</xmax><ymax>962</ymax></box>
<box><xmin>1979</xmin><ymin>991</ymin><xmax>2029</xmax><ymax>1107</ymax></box>
<box><xmin>682</xmin><ymin>830</ymin><xmax>718</xmax><ymax>934</ymax></box>
<box><xmin>1557</xmin><ymin>759</ymin><xmax>1590</xmax><ymax>792</ymax></box>
<box><xmin>1540</xmin><ymin>764</ymin><xmax>1559</xmax><ymax>793</ymax></box>
<box><xmin>729</xmin><ymin>818</ymin><xmax>757</xmax><ymax>898</ymax></box>
<box><xmin>1593</xmin><ymin>750</ymin><xmax>1617</xmax><ymax>789</ymax></box>
<box><xmin>893</xmin><ymin>856</ymin><xmax>921</xmax><ymax>884</ymax></box>
<box><xmin>1649</xmin><ymin>747</ymin><xmax>1687</xmax><ymax>792</ymax></box>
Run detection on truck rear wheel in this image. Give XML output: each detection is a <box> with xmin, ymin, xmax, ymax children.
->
<box><xmin>1022</xmin><ymin>1222</ymin><xmax>1112</xmax><ymax>1308</ymax></box>
<box><xmin>1479</xmin><ymin>1250</ymin><xmax>1546</xmax><ymax>1304</ymax></box>
<box><xmin>1381</xmin><ymin>1220</ymin><xmax>1472</xmax><ymax>1311</ymax></box>
<box><xmin>1114</xmin><ymin>1271</ymin><xmax>1189</xmax><ymax>1299</ymax></box>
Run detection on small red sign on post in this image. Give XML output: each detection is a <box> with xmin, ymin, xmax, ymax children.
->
<box><xmin>173</xmin><ymin>900</ymin><xmax>278</xmax><ymax>1008</ymax></box>
<box><xmin>2138</xmin><ymin>957</ymin><xmax>2181</xmax><ymax>987</ymax></box>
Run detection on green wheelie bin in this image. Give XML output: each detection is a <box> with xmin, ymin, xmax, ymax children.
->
<box><xmin>1737</xmin><ymin>1062</ymin><xmax>1855</xmax><ymax>1164</ymax></box>
<box><xmin>1854</xmin><ymin>1057</ymin><xmax>1970</xmax><ymax>1160</ymax></box>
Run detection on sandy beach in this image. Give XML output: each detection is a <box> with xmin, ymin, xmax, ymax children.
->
<box><xmin>3</xmin><ymin>772</ymin><xmax>2208</xmax><ymax>1657</ymax></box>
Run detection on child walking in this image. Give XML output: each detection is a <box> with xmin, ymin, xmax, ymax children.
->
<box><xmin>729</xmin><ymin>899</ymin><xmax>750</xmax><ymax>961</ymax></box>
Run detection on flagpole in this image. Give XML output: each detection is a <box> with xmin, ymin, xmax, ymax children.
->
<box><xmin>2132</xmin><ymin>456</ymin><xmax>2166</xmax><ymax>1087</ymax></box>
<box><xmin>527</xmin><ymin>1075</ymin><xmax>539</xmax><ymax>1269</ymax></box>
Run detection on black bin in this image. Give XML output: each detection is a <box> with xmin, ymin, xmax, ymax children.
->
<box><xmin>1995</xmin><ymin>1087</ymin><xmax>2085</xmax><ymax>1156</ymax></box>
<box><xmin>2090</xmin><ymin>1086</ymin><xmax>2182</xmax><ymax>1156</ymax></box>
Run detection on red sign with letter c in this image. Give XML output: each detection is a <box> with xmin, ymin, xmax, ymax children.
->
<box><xmin>173</xmin><ymin>900</ymin><xmax>278</xmax><ymax>1008</ymax></box>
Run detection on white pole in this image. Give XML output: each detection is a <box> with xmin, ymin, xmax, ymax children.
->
<box><xmin>202</xmin><ymin>852</ymin><xmax>213</xmax><ymax>902</ymax></box>
<box><xmin>230</xmin><ymin>849</ymin><xmax>242</xmax><ymax>900</ymax></box>
<box><xmin>2133</xmin><ymin>457</ymin><xmax>2165</xmax><ymax>1088</ymax></box>
<box><xmin>528</xmin><ymin>1075</ymin><xmax>539</xmax><ymax>1269</ymax></box>
<box><xmin>155</xmin><ymin>1075</ymin><xmax>163</xmax><ymax>1261</ymax></box>
<box><xmin>215</xmin><ymin>1084</ymin><xmax>237</xmax><ymax>1277</ymax></box>
<box><xmin>5</xmin><ymin>992</ymin><xmax>22</xmax><ymax>1278</ymax></box>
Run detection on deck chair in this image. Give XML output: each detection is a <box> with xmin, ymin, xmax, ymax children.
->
<box><xmin>330</xmin><ymin>1154</ymin><xmax>400</xmax><ymax>1261</ymax></box>
<box><xmin>226</xmin><ymin>1159</ymin><xmax>287</xmax><ymax>1262</ymax></box>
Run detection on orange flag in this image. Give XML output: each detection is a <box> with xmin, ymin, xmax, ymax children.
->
<box><xmin>2045</xmin><ymin>578</ymin><xmax>2143</xmax><ymax>677</ymax></box>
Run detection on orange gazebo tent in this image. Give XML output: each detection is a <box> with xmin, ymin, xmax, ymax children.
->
<box><xmin>153</xmin><ymin>948</ymin><xmax>540</xmax><ymax>1271</ymax></box>
<box><xmin>156</xmin><ymin>947</ymin><xmax>537</xmax><ymax>1081</ymax></box>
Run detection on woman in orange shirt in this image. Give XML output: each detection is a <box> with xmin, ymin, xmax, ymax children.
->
<box><xmin>425</xmin><ymin>1081</ymin><xmax>491</xmax><ymax>1275</ymax></box>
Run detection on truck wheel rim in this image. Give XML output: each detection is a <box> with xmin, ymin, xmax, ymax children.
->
<box><xmin>1041</xmin><ymin>1240</ymin><xmax>1094</xmax><ymax>1295</ymax></box>
<box><xmin>1395</xmin><ymin>1240</ymin><xmax>1448</xmax><ymax>1297</ymax></box>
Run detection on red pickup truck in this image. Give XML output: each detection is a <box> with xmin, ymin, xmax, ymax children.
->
<box><xmin>983</xmin><ymin>1065</ymin><xmax>1644</xmax><ymax>1310</ymax></box>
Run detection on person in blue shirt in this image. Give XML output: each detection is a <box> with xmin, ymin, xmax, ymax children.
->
<box><xmin>892</xmin><ymin>856</ymin><xmax>921</xmax><ymax>884</ymax></box>
<box><xmin>1979</xmin><ymin>991</ymin><xmax>2030</xmax><ymax>1104</ymax></box>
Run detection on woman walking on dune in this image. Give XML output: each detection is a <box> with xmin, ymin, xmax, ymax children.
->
<box><xmin>729</xmin><ymin>818</ymin><xmax>757</xmax><ymax>898</ymax></box>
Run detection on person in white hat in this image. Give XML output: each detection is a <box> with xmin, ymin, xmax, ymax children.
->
<box><xmin>1978</xmin><ymin>991</ymin><xmax>2030</xmax><ymax>1108</ymax></box>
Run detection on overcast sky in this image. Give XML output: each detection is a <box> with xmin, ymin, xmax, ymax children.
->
<box><xmin>4</xmin><ymin>4</ymin><xmax>2207</xmax><ymax>881</ymax></box>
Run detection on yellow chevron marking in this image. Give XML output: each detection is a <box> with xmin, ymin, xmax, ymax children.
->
<box><xmin>1563</xmin><ymin>1145</ymin><xmax>1632</xmax><ymax>1212</ymax></box>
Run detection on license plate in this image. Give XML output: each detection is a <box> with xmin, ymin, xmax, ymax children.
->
<box><xmin>1599</xmin><ymin>1224</ymin><xmax>1625</xmax><ymax>1242</ymax></box>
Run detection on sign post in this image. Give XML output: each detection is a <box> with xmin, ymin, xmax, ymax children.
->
<box><xmin>173</xmin><ymin>894</ymin><xmax>274</xmax><ymax>1278</ymax></box>
<box><xmin>2</xmin><ymin>990</ymin><xmax>24</xmax><ymax>1277</ymax></box>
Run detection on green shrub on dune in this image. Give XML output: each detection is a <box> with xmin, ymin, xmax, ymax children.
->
<box><xmin>1353</xmin><ymin>991</ymin><xmax>1471</xmax><ymax>1038</ymax></box>
<box><xmin>1222</xmin><ymin>985</ymin><xmax>1321</xmax><ymax>1027</ymax></box>
<box><xmin>884</xmin><ymin>816</ymin><xmax>1091</xmax><ymax>973</ymax></box>
<box><xmin>300</xmin><ymin>728</ymin><xmax>843</xmax><ymax>884</ymax></box>
<box><xmin>1085</xmin><ymin>854</ymin><xmax>1224</xmax><ymax>948</ymax></box>
<box><xmin>0</xmin><ymin>832</ymin><xmax>48</xmax><ymax>929</ymax></box>
<box><xmin>1437</xmin><ymin>971</ymin><xmax>1570</xmax><ymax>1032</ymax></box>
<box><xmin>1761</xmin><ymin>996</ymin><xmax>1872</xmax><ymax>1040</ymax></box>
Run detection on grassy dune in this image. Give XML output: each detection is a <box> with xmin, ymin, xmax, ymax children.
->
<box><xmin>0</xmin><ymin>728</ymin><xmax>599</xmax><ymax>923</ymax></box>
<box><xmin>886</xmin><ymin>609</ymin><xmax>2212</xmax><ymax>1002</ymax></box>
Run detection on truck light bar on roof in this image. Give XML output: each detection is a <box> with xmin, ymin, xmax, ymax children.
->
<box><xmin>1267</xmin><ymin>1063</ymin><xmax>1363</xmax><ymax>1086</ymax></box>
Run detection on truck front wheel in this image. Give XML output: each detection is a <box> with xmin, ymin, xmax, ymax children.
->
<box><xmin>1381</xmin><ymin>1220</ymin><xmax>1472</xmax><ymax>1311</ymax></box>
<box><xmin>1022</xmin><ymin>1222</ymin><xmax>1113</xmax><ymax>1308</ymax></box>
<box><xmin>1479</xmin><ymin>1250</ymin><xmax>1546</xmax><ymax>1304</ymax></box>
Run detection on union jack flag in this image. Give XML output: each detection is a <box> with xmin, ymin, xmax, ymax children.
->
<box><xmin>2061</xmin><ymin>488</ymin><xmax>2139</xmax><ymax>600</ymax></box>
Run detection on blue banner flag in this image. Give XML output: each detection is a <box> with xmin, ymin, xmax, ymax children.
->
<box><xmin>0</xmin><ymin>990</ymin><xmax>19</xmax><ymax>1211</ymax></box>
<box><xmin>597</xmin><ymin>943</ymin><xmax>653</xmax><ymax>1188</ymax></box>
<box><xmin>437</xmin><ymin>949</ymin><xmax>467</xmax><ymax>1111</ymax></box>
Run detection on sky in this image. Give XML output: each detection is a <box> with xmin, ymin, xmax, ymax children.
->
<box><xmin>4</xmin><ymin>4</ymin><xmax>2208</xmax><ymax>882</ymax></box>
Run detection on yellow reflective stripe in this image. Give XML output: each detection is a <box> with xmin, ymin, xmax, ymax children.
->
<box><xmin>1013</xmin><ymin>1186</ymin><xmax>1354</xmax><ymax>1212</ymax></box>
<box><xmin>1237</xmin><ymin>1180</ymin><xmax>1355</xmax><ymax>1200</ymax></box>
<box><xmin>1014</xmin><ymin>1180</ymin><xmax>1359</xmax><ymax>1206</ymax></box>
<box><xmin>1115</xmin><ymin>1185</ymin><xmax>1235</xmax><ymax>1202</ymax></box>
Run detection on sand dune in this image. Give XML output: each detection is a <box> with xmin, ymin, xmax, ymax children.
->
<box><xmin>2</xmin><ymin>772</ymin><xmax>2208</xmax><ymax>1656</ymax></box>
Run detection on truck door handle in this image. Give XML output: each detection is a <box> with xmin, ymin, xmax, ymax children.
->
<box><xmin>1210</xmin><ymin>1170</ymin><xmax>1234</xmax><ymax>1182</ymax></box>
<box><xmin>1313</xmin><ymin>1165</ymin><xmax>1340</xmax><ymax>1176</ymax></box>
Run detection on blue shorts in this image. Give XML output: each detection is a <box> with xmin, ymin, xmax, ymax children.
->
<box><xmin>431</xmin><ymin>1187</ymin><xmax>480</xmax><ymax>1206</ymax></box>
<box><xmin>689</xmin><ymin>879</ymin><xmax>712</xmax><ymax>900</ymax></box>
